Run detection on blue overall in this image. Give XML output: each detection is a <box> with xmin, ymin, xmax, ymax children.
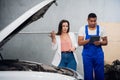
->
<box><xmin>82</xmin><ymin>25</ymin><xmax>104</xmax><ymax>80</ymax></box>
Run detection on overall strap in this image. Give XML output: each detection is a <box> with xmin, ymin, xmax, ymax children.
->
<box><xmin>85</xmin><ymin>25</ymin><xmax>88</xmax><ymax>39</ymax></box>
<box><xmin>85</xmin><ymin>25</ymin><xmax>100</xmax><ymax>39</ymax></box>
<box><xmin>96</xmin><ymin>25</ymin><xmax>99</xmax><ymax>36</ymax></box>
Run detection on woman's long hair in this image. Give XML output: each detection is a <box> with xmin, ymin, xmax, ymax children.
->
<box><xmin>56</xmin><ymin>19</ymin><xmax>70</xmax><ymax>35</ymax></box>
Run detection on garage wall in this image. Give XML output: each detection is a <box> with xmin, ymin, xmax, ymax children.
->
<box><xmin>100</xmin><ymin>23</ymin><xmax>120</xmax><ymax>64</ymax></box>
<box><xmin>0</xmin><ymin>0</ymin><xmax>120</xmax><ymax>75</ymax></box>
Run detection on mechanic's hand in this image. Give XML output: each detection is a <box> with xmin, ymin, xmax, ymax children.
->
<box><xmin>86</xmin><ymin>39</ymin><xmax>90</xmax><ymax>44</ymax></box>
<box><xmin>93</xmin><ymin>41</ymin><xmax>101</xmax><ymax>46</ymax></box>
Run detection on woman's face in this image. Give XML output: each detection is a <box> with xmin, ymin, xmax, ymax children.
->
<box><xmin>61</xmin><ymin>22</ymin><xmax>69</xmax><ymax>33</ymax></box>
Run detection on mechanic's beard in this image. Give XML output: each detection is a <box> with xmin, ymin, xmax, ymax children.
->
<box><xmin>90</xmin><ymin>24</ymin><xmax>96</xmax><ymax>28</ymax></box>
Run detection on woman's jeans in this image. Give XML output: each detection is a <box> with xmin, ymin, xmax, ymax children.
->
<box><xmin>58</xmin><ymin>51</ymin><xmax>77</xmax><ymax>71</ymax></box>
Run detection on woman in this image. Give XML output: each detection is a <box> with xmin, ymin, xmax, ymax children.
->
<box><xmin>50</xmin><ymin>19</ymin><xmax>78</xmax><ymax>71</ymax></box>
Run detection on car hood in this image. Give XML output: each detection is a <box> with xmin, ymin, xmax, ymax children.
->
<box><xmin>0</xmin><ymin>0</ymin><xmax>56</xmax><ymax>48</ymax></box>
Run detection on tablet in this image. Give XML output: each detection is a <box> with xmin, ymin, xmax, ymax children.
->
<box><xmin>89</xmin><ymin>36</ymin><xmax>100</xmax><ymax>43</ymax></box>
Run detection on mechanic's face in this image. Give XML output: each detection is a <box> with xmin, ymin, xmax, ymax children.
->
<box><xmin>88</xmin><ymin>18</ymin><xmax>97</xmax><ymax>28</ymax></box>
<box><xmin>62</xmin><ymin>22</ymin><xmax>69</xmax><ymax>33</ymax></box>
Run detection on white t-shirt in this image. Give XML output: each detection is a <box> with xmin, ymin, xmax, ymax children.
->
<box><xmin>78</xmin><ymin>25</ymin><xmax>107</xmax><ymax>39</ymax></box>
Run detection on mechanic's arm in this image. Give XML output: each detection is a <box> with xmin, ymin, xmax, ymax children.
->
<box><xmin>94</xmin><ymin>36</ymin><xmax>108</xmax><ymax>46</ymax></box>
<box><xmin>78</xmin><ymin>36</ymin><xmax>90</xmax><ymax>46</ymax></box>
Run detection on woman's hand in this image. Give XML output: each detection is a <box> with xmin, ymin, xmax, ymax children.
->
<box><xmin>50</xmin><ymin>31</ymin><xmax>56</xmax><ymax>44</ymax></box>
<box><xmin>69</xmin><ymin>47</ymin><xmax>76</xmax><ymax>52</ymax></box>
<box><xmin>50</xmin><ymin>31</ymin><xmax>56</xmax><ymax>39</ymax></box>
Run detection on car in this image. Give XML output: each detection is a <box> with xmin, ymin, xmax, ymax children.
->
<box><xmin>0</xmin><ymin>0</ymin><xmax>83</xmax><ymax>80</ymax></box>
<box><xmin>0</xmin><ymin>59</ymin><xmax>83</xmax><ymax>80</ymax></box>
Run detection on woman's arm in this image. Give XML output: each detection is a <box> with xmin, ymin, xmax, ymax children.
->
<box><xmin>69</xmin><ymin>32</ymin><xmax>78</xmax><ymax>52</ymax></box>
<box><xmin>50</xmin><ymin>31</ymin><xmax>56</xmax><ymax>44</ymax></box>
<box><xmin>50</xmin><ymin>31</ymin><xmax>57</xmax><ymax>50</ymax></box>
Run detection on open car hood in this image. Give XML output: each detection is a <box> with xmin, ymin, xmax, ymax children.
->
<box><xmin>0</xmin><ymin>0</ymin><xmax>56</xmax><ymax>48</ymax></box>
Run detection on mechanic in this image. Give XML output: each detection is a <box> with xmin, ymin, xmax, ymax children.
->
<box><xmin>78</xmin><ymin>13</ymin><xmax>108</xmax><ymax>80</ymax></box>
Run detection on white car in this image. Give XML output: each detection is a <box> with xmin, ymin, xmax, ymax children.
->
<box><xmin>0</xmin><ymin>0</ymin><xmax>83</xmax><ymax>80</ymax></box>
<box><xmin>0</xmin><ymin>60</ymin><xmax>83</xmax><ymax>80</ymax></box>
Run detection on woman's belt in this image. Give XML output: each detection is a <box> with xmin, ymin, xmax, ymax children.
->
<box><xmin>61</xmin><ymin>51</ymin><xmax>73</xmax><ymax>53</ymax></box>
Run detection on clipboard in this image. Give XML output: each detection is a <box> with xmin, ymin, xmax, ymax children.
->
<box><xmin>89</xmin><ymin>36</ymin><xmax>100</xmax><ymax>43</ymax></box>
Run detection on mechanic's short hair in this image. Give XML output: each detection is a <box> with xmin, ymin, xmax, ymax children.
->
<box><xmin>88</xmin><ymin>13</ymin><xmax>97</xmax><ymax>19</ymax></box>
